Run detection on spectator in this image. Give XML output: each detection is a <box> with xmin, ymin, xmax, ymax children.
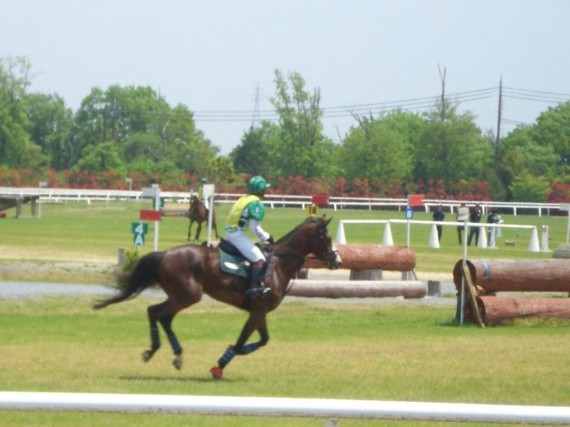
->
<box><xmin>487</xmin><ymin>209</ymin><xmax>501</xmax><ymax>246</ymax></box>
<box><xmin>456</xmin><ymin>203</ymin><xmax>469</xmax><ymax>244</ymax></box>
<box><xmin>432</xmin><ymin>205</ymin><xmax>445</xmax><ymax>241</ymax></box>
<box><xmin>467</xmin><ymin>204</ymin><xmax>482</xmax><ymax>246</ymax></box>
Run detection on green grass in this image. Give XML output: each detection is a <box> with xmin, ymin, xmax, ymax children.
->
<box><xmin>0</xmin><ymin>200</ymin><xmax>566</xmax><ymax>277</ymax></box>
<box><xmin>1</xmin><ymin>296</ymin><xmax>569</xmax><ymax>426</ymax></box>
<box><xmin>1</xmin><ymin>201</ymin><xmax>569</xmax><ymax>425</ymax></box>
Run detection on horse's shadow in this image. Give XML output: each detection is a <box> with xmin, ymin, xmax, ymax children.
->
<box><xmin>119</xmin><ymin>374</ymin><xmax>238</xmax><ymax>383</ymax></box>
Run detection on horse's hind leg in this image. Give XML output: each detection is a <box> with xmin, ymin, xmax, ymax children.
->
<box><xmin>143</xmin><ymin>300</ymin><xmax>186</xmax><ymax>370</ymax></box>
<box><xmin>143</xmin><ymin>303</ymin><xmax>163</xmax><ymax>362</ymax></box>
<box><xmin>159</xmin><ymin>313</ymin><xmax>184</xmax><ymax>370</ymax></box>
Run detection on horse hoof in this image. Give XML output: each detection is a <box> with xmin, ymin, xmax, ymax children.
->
<box><xmin>142</xmin><ymin>350</ymin><xmax>153</xmax><ymax>363</ymax></box>
<box><xmin>173</xmin><ymin>355</ymin><xmax>183</xmax><ymax>370</ymax></box>
<box><xmin>210</xmin><ymin>366</ymin><xmax>224</xmax><ymax>380</ymax></box>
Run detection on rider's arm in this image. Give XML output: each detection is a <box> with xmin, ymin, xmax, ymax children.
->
<box><xmin>249</xmin><ymin>219</ymin><xmax>270</xmax><ymax>241</ymax></box>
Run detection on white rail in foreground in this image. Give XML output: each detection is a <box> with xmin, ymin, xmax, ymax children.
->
<box><xmin>1</xmin><ymin>392</ymin><xmax>570</xmax><ymax>424</ymax></box>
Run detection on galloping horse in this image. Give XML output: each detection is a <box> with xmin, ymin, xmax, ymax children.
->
<box><xmin>93</xmin><ymin>216</ymin><xmax>341</xmax><ymax>379</ymax></box>
<box><xmin>187</xmin><ymin>194</ymin><xmax>218</xmax><ymax>241</ymax></box>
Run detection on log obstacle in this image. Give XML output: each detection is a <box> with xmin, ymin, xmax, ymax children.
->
<box><xmin>475</xmin><ymin>296</ymin><xmax>570</xmax><ymax>325</ymax></box>
<box><xmin>287</xmin><ymin>280</ymin><xmax>426</xmax><ymax>299</ymax></box>
<box><xmin>303</xmin><ymin>244</ymin><xmax>416</xmax><ymax>271</ymax></box>
<box><xmin>453</xmin><ymin>259</ymin><xmax>570</xmax><ymax>325</ymax></box>
<box><xmin>453</xmin><ymin>259</ymin><xmax>570</xmax><ymax>294</ymax></box>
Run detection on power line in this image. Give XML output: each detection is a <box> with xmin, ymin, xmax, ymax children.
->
<box><xmin>190</xmin><ymin>86</ymin><xmax>570</xmax><ymax>123</ymax></box>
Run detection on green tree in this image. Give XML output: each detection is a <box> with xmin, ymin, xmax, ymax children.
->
<box><xmin>270</xmin><ymin>70</ymin><xmax>335</xmax><ymax>177</ymax></box>
<box><xmin>231</xmin><ymin>123</ymin><xmax>277</xmax><ymax>177</ymax></box>
<box><xmin>510</xmin><ymin>172</ymin><xmax>551</xmax><ymax>202</ymax></box>
<box><xmin>26</xmin><ymin>92</ymin><xmax>74</xmax><ymax>169</ymax></box>
<box><xmin>498</xmin><ymin>125</ymin><xmax>559</xmax><ymax>194</ymax></box>
<box><xmin>0</xmin><ymin>57</ymin><xmax>45</xmax><ymax>168</ymax></box>
<box><xmin>340</xmin><ymin>113</ymin><xmax>414</xmax><ymax>182</ymax></box>
<box><xmin>75</xmin><ymin>141</ymin><xmax>123</xmax><ymax>172</ymax></box>
<box><xmin>73</xmin><ymin>86</ymin><xmax>217</xmax><ymax>174</ymax></box>
<box><xmin>530</xmin><ymin>101</ymin><xmax>570</xmax><ymax>166</ymax></box>
<box><xmin>415</xmin><ymin>105</ymin><xmax>493</xmax><ymax>182</ymax></box>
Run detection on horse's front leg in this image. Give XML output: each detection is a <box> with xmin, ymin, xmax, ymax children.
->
<box><xmin>195</xmin><ymin>222</ymin><xmax>202</xmax><ymax>241</ymax></box>
<box><xmin>210</xmin><ymin>315</ymin><xmax>269</xmax><ymax>380</ymax></box>
<box><xmin>187</xmin><ymin>220</ymin><xmax>193</xmax><ymax>241</ymax></box>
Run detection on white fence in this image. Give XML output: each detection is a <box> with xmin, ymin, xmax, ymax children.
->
<box><xmin>1</xmin><ymin>392</ymin><xmax>569</xmax><ymax>424</ymax></box>
<box><xmin>336</xmin><ymin>219</ymin><xmax>543</xmax><ymax>253</ymax></box>
<box><xmin>0</xmin><ymin>187</ymin><xmax>563</xmax><ymax>216</ymax></box>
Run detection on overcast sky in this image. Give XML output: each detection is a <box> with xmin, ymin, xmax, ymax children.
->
<box><xmin>3</xmin><ymin>0</ymin><xmax>570</xmax><ymax>154</ymax></box>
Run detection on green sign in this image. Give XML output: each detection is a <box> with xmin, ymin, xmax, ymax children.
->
<box><xmin>131</xmin><ymin>222</ymin><xmax>149</xmax><ymax>246</ymax></box>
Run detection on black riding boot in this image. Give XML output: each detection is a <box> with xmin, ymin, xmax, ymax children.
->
<box><xmin>246</xmin><ymin>261</ymin><xmax>270</xmax><ymax>299</ymax></box>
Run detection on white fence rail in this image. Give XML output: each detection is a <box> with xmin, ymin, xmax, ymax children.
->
<box><xmin>0</xmin><ymin>187</ymin><xmax>563</xmax><ymax>216</ymax></box>
<box><xmin>336</xmin><ymin>219</ymin><xmax>543</xmax><ymax>253</ymax></box>
<box><xmin>1</xmin><ymin>392</ymin><xmax>569</xmax><ymax>424</ymax></box>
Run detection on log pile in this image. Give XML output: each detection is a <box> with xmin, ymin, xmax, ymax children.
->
<box><xmin>453</xmin><ymin>259</ymin><xmax>570</xmax><ymax>325</ymax></box>
<box><xmin>294</xmin><ymin>244</ymin><xmax>420</xmax><ymax>299</ymax></box>
<box><xmin>287</xmin><ymin>280</ymin><xmax>426</xmax><ymax>299</ymax></box>
<box><xmin>303</xmin><ymin>244</ymin><xmax>415</xmax><ymax>271</ymax></box>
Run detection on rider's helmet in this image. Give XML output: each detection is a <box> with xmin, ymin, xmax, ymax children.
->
<box><xmin>199</xmin><ymin>178</ymin><xmax>208</xmax><ymax>184</ymax></box>
<box><xmin>247</xmin><ymin>176</ymin><xmax>270</xmax><ymax>195</ymax></box>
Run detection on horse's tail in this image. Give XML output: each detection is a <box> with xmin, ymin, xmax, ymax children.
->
<box><xmin>92</xmin><ymin>251</ymin><xmax>165</xmax><ymax>310</ymax></box>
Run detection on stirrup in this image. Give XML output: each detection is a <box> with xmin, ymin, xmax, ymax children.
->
<box><xmin>246</xmin><ymin>286</ymin><xmax>270</xmax><ymax>298</ymax></box>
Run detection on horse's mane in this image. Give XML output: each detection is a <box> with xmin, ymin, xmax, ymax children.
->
<box><xmin>275</xmin><ymin>217</ymin><xmax>321</xmax><ymax>245</ymax></box>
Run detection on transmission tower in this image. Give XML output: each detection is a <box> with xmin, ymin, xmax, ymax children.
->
<box><xmin>251</xmin><ymin>83</ymin><xmax>262</xmax><ymax>128</ymax></box>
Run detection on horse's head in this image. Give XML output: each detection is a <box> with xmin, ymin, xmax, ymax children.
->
<box><xmin>310</xmin><ymin>216</ymin><xmax>342</xmax><ymax>270</ymax></box>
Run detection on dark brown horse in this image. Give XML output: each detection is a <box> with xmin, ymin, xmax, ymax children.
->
<box><xmin>93</xmin><ymin>216</ymin><xmax>341</xmax><ymax>379</ymax></box>
<box><xmin>187</xmin><ymin>194</ymin><xmax>218</xmax><ymax>241</ymax></box>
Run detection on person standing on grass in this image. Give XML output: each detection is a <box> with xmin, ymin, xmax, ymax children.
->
<box><xmin>467</xmin><ymin>204</ymin><xmax>482</xmax><ymax>246</ymax></box>
<box><xmin>456</xmin><ymin>203</ymin><xmax>469</xmax><ymax>244</ymax></box>
<box><xmin>432</xmin><ymin>204</ymin><xmax>445</xmax><ymax>242</ymax></box>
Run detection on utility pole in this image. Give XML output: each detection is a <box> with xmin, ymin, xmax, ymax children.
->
<box><xmin>495</xmin><ymin>76</ymin><xmax>503</xmax><ymax>164</ymax></box>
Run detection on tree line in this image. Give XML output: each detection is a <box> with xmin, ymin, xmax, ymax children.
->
<box><xmin>1</xmin><ymin>57</ymin><xmax>569</xmax><ymax>201</ymax></box>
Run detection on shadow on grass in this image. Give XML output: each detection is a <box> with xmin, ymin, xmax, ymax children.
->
<box><xmin>119</xmin><ymin>375</ymin><xmax>237</xmax><ymax>383</ymax></box>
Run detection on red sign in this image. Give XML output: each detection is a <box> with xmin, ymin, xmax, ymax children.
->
<box><xmin>407</xmin><ymin>194</ymin><xmax>424</xmax><ymax>207</ymax></box>
<box><xmin>140</xmin><ymin>210</ymin><xmax>161</xmax><ymax>221</ymax></box>
<box><xmin>311</xmin><ymin>195</ymin><xmax>329</xmax><ymax>207</ymax></box>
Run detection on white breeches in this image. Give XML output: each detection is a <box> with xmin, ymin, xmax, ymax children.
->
<box><xmin>224</xmin><ymin>230</ymin><xmax>266</xmax><ymax>262</ymax></box>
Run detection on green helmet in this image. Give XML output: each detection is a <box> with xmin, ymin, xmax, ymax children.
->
<box><xmin>247</xmin><ymin>176</ymin><xmax>270</xmax><ymax>194</ymax></box>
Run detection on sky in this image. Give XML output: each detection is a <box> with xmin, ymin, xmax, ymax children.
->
<box><xmin>3</xmin><ymin>0</ymin><xmax>570</xmax><ymax>154</ymax></box>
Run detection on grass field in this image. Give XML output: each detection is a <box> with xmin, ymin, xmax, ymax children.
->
<box><xmin>0</xmin><ymin>200</ymin><xmax>567</xmax><ymax>280</ymax></box>
<box><xmin>1</xmin><ymin>295</ymin><xmax>569</xmax><ymax>426</ymax></box>
<box><xmin>0</xmin><ymin>200</ymin><xmax>569</xmax><ymax>426</ymax></box>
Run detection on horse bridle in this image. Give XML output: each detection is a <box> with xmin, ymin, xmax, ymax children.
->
<box><xmin>273</xmin><ymin>226</ymin><xmax>338</xmax><ymax>266</ymax></box>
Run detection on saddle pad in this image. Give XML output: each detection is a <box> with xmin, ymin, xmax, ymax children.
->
<box><xmin>219</xmin><ymin>250</ymin><xmax>250</xmax><ymax>278</ymax></box>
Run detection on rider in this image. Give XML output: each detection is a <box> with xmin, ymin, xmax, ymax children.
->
<box><xmin>224</xmin><ymin>176</ymin><xmax>273</xmax><ymax>299</ymax></box>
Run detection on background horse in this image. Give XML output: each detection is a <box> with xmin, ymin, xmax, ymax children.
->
<box><xmin>93</xmin><ymin>216</ymin><xmax>341</xmax><ymax>379</ymax></box>
<box><xmin>187</xmin><ymin>194</ymin><xmax>218</xmax><ymax>241</ymax></box>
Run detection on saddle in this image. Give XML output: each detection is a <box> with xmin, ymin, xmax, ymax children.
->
<box><xmin>218</xmin><ymin>238</ymin><xmax>271</xmax><ymax>278</ymax></box>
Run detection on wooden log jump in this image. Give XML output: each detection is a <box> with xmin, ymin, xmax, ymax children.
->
<box><xmin>475</xmin><ymin>296</ymin><xmax>570</xmax><ymax>325</ymax></box>
<box><xmin>303</xmin><ymin>244</ymin><xmax>416</xmax><ymax>271</ymax></box>
<box><xmin>287</xmin><ymin>280</ymin><xmax>426</xmax><ymax>299</ymax></box>
<box><xmin>453</xmin><ymin>259</ymin><xmax>570</xmax><ymax>294</ymax></box>
<box><xmin>454</xmin><ymin>259</ymin><xmax>570</xmax><ymax>325</ymax></box>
